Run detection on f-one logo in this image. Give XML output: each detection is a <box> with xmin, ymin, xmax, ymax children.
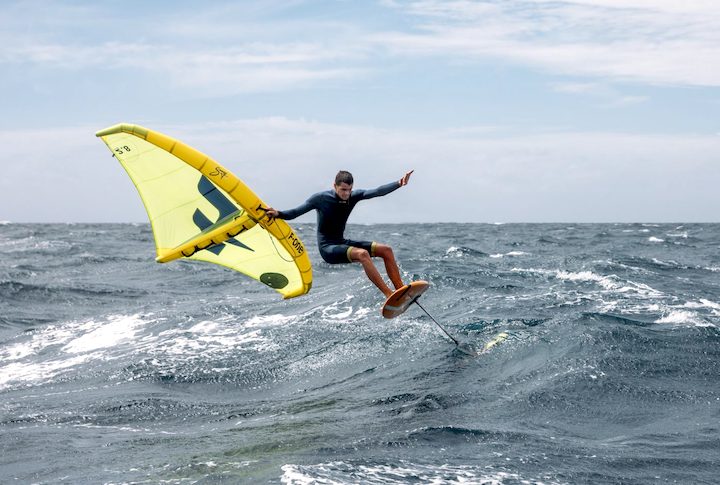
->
<box><xmin>287</xmin><ymin>232</ymin><xmax>304</xmax><ymax>255</ymax></box>
<box><xmin>193</xmin><ymin>176</ymin><xmax>252</xmax><ymax>255</ymax></box>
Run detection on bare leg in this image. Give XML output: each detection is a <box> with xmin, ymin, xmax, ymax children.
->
<box><xmin>350</xmin><ymin>247</ymin><xmax>393</xmax><ymax>297</ymax></box>
<box><xmin>373</xmin><ymin>244</ymin><xmax>404</xmax><ymax>290</ymax></box>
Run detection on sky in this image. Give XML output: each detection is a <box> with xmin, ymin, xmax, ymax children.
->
<box><xmin>1</xmin><ymin>0</ymin><xmax>719</xmax><ymax>223</ymax></box>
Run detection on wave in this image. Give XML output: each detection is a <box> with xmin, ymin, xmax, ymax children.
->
<box><xmin>3</xmin><ymin>223</ymin><xmax>720</xmax><ymax>484</ymax></box>
<box><xmin>509</xmin><ymin>268</ymin><xmax>663</xmax><ymax>298</ymax></box>
<box><xmin>405</xmin><ymin>425</ymin><xmax>529</xmax><ymax>443</ymax></box>
<box><xmin>0</xmin><ymin>314</ymin><xmax>155</xmax><ymax>391</ymax></box>
<box><xmin>0</xmin><ymin>280</ymin><xmax>149</xmax><ymax>303</ymax></box>
<box><xmin>655</xmin><ymin>310</ymin><xmax>714</xmax><ymax>327</ymax></box>
<box><xmin>0</xmin><ymin>236</ymin><xmax>75</xmax><ymax>254</ymax></box>
<box><xmin>444</xmin><ymin>246</ymin><xmax>488</xmax><ymax>258</ymax></box>
<box><xmin>490</xmin><ymin>250</ymin><xmax>529</xmax><ymax>258</ymax></box>
<box><xmin>281</xmin><ymin>460</ymin><xmax>561</xmax><ymax>485</ymax></box>
<box><xmin>462</xmin><ymin>318</ymin><xmax>547</xmax><ymax>330</ymax></box>
<box><xmin>582</xmin><ymin>311</ymin><xmax>656</xmax><ymax>327</ymax></box>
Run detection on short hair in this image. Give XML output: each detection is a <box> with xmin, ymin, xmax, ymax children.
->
<box><xmin>335</xmin><ymin>170</ymin><xmax>354</xmax><ymax>186</ymax></box>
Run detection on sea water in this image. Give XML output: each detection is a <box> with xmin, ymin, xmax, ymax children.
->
<box><xmin>1</xmin><ymin>223</ymin><xmax>718</xmax><ymax>484</ymax></box>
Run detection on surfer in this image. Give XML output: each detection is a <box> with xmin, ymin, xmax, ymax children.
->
<box><xmin>265</xmin><ymin>170</ymin><xmax>413</xmax><ymax>297</ymax></box>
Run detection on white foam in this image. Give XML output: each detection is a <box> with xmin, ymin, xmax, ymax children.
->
<box><xmin>157</xmin><ymin>317</ymin><xmax>274</xmax><ymax>356</ymax></box>
<box><xmin>648</xmin><ymin>236</ymin><xmax>665</xmax><ymax>243</ymax></box>
<box><xmin>491</xmin><ymin>251</ymin><xmax>528</xmax><ymax>258</ymax></box>
<box><xmin>0</xmin><ymin>354</ymin><xmax>96</xmax><ymax>389</ymax></box>
<box><xmin>63</xmin><ymin>315</ymin><xmax>145</xmax><ymax>354</ymax></box>
<box><xmin>0</xmin><ymin>237</ymin><xmax>74</xmax><ymax>253</ymax></box>
<box><xmin>555</xmin><ymin>270</ymin><xmax>606</xmax><ymax>284</ymax></box>
<box><xmin>245</xmin><ymin>314</ymin><xmax>297</xmax><ymax>328</ymax></box>
<box><xmin>651</xmin><ymin>258</ymin><xmax>677</xmax><ymax>267</ymax></box>
<box><xmin>655</xmin><ymin>310</ymin><xmax>713</xmax><ymax>327</ymax></box>
<box><xmin>506</xmin><ymin>251</ymin><xmax>527</xmax><ymax>256</ymax></box>
<box><xmin>0</xmin><ymin>314</ymin><xmax>153</xmax><ymax>390</ymax></box>
<box><xmin>0</xmin><ymin>310</ymin><xmax>284</xmax><ymax>391</ymax></box>
<box><xmin>555</xmin><ymin>270</ymin><xmax>634</xmax><ymax>294</ymax></box>
<box><xmin>319</xmin><ymin>295</ymin><xmax>373</xmax><ymax>323</ymax></box>
<box><xmin>513</xmin><ymin>268</ymin><xmax>664</xmax><ymax>301</ymax></box>
<box><xmin>281</xmin><ymin>462</ymin><xmax>564</xmax><ymax>485</ymax></box>
<box><xmin>684</xmin><ymin>299</ymin><xmax>720</xmax><ymax>311</ymax></box>
<box><xmin>445</xmin><ymin>246</ymin><xmax>462</xmax><ymax>257</ymax></box>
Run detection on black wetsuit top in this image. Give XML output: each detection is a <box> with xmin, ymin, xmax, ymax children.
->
<box><xmin>277</xmin><ymin>181</ymin><xmax>400</xmax><ymax>250</ymax></box>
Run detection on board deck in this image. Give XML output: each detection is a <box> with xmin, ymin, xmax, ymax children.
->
<box><xmin>381</xmin><ymin>280</ymin><xmax>429</xmax><ymax>318</ymax></box>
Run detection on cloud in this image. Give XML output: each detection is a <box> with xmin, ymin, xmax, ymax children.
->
<box><xmin>2</xmin><ymin>119</ymin><xmax>718</xmax><ymax>222</ymax></box>
<box><xmin>4</xmin><ymin>0</ymin><xmax>719</xmax><ymax>96</ymax></box>
<box><xmin>552</xmin><ymin>82</ymin><xmax>648</xmax><ymax>105</ymax></box>
<box><xmin>1</xmin><ymin>41</ymin><xmax>366</xmax><ymax>95</ymax></box>
<box><xmin>377</xmin><ymin>0</ymin><xmax>720</xmax><ymax>87</ymax></box>
<box><xmin>0</xmin><ymin>1</ymin><xmax>373</xmax><ymax>96</ymax></box>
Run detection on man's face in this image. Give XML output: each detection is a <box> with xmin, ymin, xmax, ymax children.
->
<box><xmin>334</xmin><ymin>182</ymin><xmax>352</xmax><ymax>201</ymax></box>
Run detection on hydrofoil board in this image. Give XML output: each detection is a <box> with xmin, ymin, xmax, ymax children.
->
<box><xmin>381</xmin><ymin>280</ymin><xmax>429</xmax><ymax>318</ymax></box>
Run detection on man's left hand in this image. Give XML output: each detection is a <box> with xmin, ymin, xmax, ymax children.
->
<box><xmin>400</xmin><ymin>170</ymin><xmax>414</xmax><ymax>187</ymax></box>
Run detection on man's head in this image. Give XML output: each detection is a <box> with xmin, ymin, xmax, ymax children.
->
<box><xmin>334</xmin><ymin>170</ymin><xmax>353</xmax><ymax>201</ymax></box>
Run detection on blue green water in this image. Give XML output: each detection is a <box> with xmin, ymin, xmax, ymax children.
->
<box><xmin>1</xmin><ymin>223</ymin><xmax>719</xmax><ymax>484</ymax></box>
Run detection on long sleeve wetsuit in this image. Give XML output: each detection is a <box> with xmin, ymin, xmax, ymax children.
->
<box><xmin>276</xmin><ymin>181</ymin><xmax>401</xmax><ymax>263</ymax></box>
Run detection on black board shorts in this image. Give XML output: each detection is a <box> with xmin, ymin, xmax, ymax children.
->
<box><xmin>320</xmin><ymin>240</ymin><xmax>376</xmax><ymax>264</ymax></box>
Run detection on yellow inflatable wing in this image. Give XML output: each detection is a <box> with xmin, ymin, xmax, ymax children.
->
<box><xmin>96</xmin><ymin>123</ymin><xmax>312</xmax><ymax>299</ymax></box>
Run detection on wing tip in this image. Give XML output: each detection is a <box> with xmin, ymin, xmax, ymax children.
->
<box><xmin>281</xmin><ymin>281</ymin><xmax>312</xmax><ymax>299</ymax></box>
<box><xmin>95</xmin><ymin>123</ymin><xmax>149</xmax><ymax>138</ymax></box>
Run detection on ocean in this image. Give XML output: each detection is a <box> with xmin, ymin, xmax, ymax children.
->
<box><xmin>1</xmin><ymin>222</ymin><xmax>718</xmax><ymax>484</ymax></box>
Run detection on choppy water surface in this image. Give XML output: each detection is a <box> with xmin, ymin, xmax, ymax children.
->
<box><xmin>1</xmin><ymin>223</ymin><xmax>719</xmax><ymax>484</ymax></box>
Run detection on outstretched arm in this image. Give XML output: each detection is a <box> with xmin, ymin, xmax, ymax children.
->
<box><xmin>359</xmin><ymin>170</ymin><xmax>415</xmax><ymax>200</ymax></box>
<box><xmin>264</xmin><ymin>199</ymin><xmax>314</xmax><ymax>221</ymax></box>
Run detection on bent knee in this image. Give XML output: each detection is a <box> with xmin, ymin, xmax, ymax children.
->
<box><xmin>351</xmin><ymin>248</ymin><xmax>371</xmax><ymax>262</ymax></box>
<box><xmin>374</xmin><ymin>244</ymin><xmax>394</xmax><ymax>257</ymax></box>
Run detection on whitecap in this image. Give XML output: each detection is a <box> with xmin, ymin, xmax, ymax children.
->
<box><xmin>515</xmin><ymin>268</ymin><xmax>663</xmax><ymax>298</ymax></box>
<box><xmin>0</xmin><ymin>314</ymin><xmax>155</xmax><ymax>390</ymax></box>
<box><xmin>281</xmin><ymin>461</ymin><xmax>564</xmax><ymax>485</ymax></box>
<box><xmin>63</xmin><ymin>315</ymin><xmax>146</xmax><ymax>354</ymax></box>
<box><xmin>683</xmin><ymin>299</ymin><xmax>720</xmax><ymax>317</ymax></box>
<box><xmin>156</xmin><ymin>317</ymin><xmax>275</xmax><ymax>357</ymax></box>
<box><xmin>445</xmin><ymin>246</ymin><xmax>462</xmax><ymax>257</ymax></box>
<box><xmin>245</xmin><ymin>314</ymin><xmax>298</xmax><ymax>328</ymax></box>
<box><xmin>655</xmin><ymin>310</ymin><xmax>713</xmax><ymax>327</ymax></box>
<box><xmin>0</xmin><ymin>354</ymin><xmax>97</xmax><ymax>390</ymax></box>
<box><xmin>555</xmin><ymin>270</ymin><xmax>615</xmax><ymax>290</ymax></box>
<box><xmin>648</xmin><ymin>236</ymin><xmax>665</xmax><ymax>243</ymax></box>
<box><xmin>684</xmin><ymin>299</ymin><xmax>720</xmax><ymax>311</ymax></box>
<box><xmin>489</xmin><ymin>250</ymin><xmax>529</xmax><ymax>259</ymax></box>
<box><xmin>651</xmin><ymin>258</ymin><xmax>678</xmax><ymax>267</ymax></box>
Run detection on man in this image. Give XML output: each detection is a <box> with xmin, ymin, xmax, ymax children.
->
<box><xmin>266</xmin><ymin>170</ymin><xmax>413</xmax><ymax>297</ymax></box>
